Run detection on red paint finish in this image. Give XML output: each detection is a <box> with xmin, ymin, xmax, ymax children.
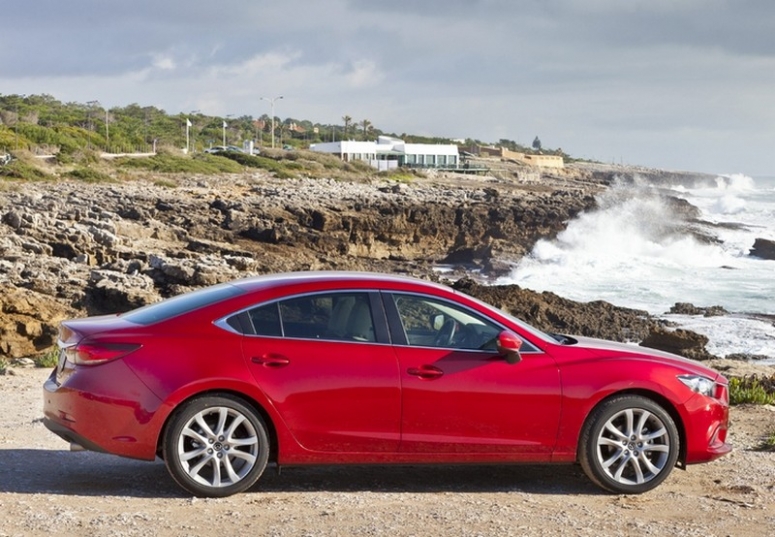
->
<box><xmin>242</xmin><ymin>337</ymin><xmax>401</xmax><ymax>454</ymax></box>
<box><xmin>42</xmin><ymin>271</ymin><xmax>731</xmax><ymax>490</ymax></box>
<box><xmin>396</xmin><ymin>347</ymin><xmax>561</xmax><ymax>455</ymax></box>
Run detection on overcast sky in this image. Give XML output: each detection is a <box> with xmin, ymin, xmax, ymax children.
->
<box><xmin>2</xmin><ymin>0</ymin><xmax>774</xmax><ymax>175</ymax></box>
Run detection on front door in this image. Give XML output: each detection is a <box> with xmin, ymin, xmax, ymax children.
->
<box><xmin>387</xmin><ymin>293</ymin><xmax>562</xmax><ymax>456</ymax></box>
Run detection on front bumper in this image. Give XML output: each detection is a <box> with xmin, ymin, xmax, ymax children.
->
<box><xmin>681</xmin><ymin>392</ymin><xmax>732</xmax><ymax>464</ymax></box>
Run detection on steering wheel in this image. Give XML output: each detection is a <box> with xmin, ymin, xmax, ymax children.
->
<box><xmin>434</xmin><ymin>318</ymin><xmax>457</xmax><ymax>347</ymax></box>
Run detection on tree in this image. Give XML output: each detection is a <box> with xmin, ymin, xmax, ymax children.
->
<box><xmin>360</xmin><ymin>119</ymin><xmax>372</xmax><ymax>140</ymax></box>
<box><xmin>532</xmin><ymin>136</ymin><xmax>542</xmax><ymax>151</ymax></box>
<box><xmin>342</xmin><ymin>115</ymin><xmax>352</xmax><ymax>139</ymax></box>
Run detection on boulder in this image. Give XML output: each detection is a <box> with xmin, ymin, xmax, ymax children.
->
<box><xmin>0</xmin><ymin>286</ymin><xmax>77</xmax><ymax>358</ymax></box>
<box><xmin>452</xmin><ymin>279</ymin><xmax>657</xmax><ymax>343</ymax></box>
<box><xmin>639</xmin><ymin>327</ymin><xmax>714</xmax><ymax>361</ymax></box>
<box><xmin>750</xmin><ymin>238</ymin><xmax>775</xmax><ymax>260</ymax></box>
<box><xmin>668</xmin><ymin>302</ymin><xmax>728</xmax><ymax>317</ymax></box>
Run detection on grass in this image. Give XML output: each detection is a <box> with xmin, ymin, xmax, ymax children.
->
<box><xmin>153</xmin><ymin>178</ymin><xmax>179</xmax><ymax>188</ymax></box>
<box><xmin>1</xmin><ymin>145</ymin><xmax>393</xmax><ymax>184</ymax></box>
<box><xmin>117</xmin><ymin>152</ymin><xmax>243</xmax><ymax>174</ymax></box>
<box><xmin>729</xmin><ymin>375</ymin><xmax>775</xmax><ymax>405</ymax></box>
<box><xmin>758</xmin><ymin>432</ymin><xmax>775</xmax><ymax>452</ymax></box>
<box><xmin>66</xmin><ymin>167</ymin><xmax>115</xmax><ymax>183</ymax></box>
<box><xmin>0</xmin><ymin>358</ymin><xmax>8</xmax><ymax>375</ymax></box>
<box><xmin>0</xmin><ymin>159</ymin><xmax>52</xmax><ymax>181</ymax></box>
<box><xmin>34</xmin><ymin>347</ymin><xmax>60</xmax><ymax>368</ymax></box>
<box><xmin>218</xmin><ymin>151</ymin><xmax>299</xmax><ymax>178</ymax></box>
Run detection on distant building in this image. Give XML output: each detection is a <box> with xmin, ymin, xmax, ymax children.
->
<box><xmin>479</xmin><ymin>146</ymin><xmax>564</xmax><ymax>169</ymax></box>
<box><xmin>310</xmin><ymin>136</ymin><xmax>459</xmax><ymax>171</ymax></box>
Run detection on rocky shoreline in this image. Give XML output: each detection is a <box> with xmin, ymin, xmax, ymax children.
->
<box><xmin>0</xmin><ymin>161</ymin><xmax>769</xmax><ymax>374</ymax></box>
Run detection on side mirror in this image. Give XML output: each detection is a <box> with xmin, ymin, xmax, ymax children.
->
<box><xmin>497</xmin><ymin>330</ymin><xmax>523</xmax><ymax>364</ymax></box>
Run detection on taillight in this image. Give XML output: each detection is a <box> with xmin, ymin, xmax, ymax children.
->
<box><xmin>70</xmin><ymin>341</ymin><xmax>141</xmax><ymax>365</ymax></box>
<box><xmin>714</xmin><ymin>382</ymin><xmax>729</xmax><ymax>403</ymax></box>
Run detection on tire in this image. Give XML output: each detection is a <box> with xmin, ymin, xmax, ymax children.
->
<box><xmin>163</xmin><ymin>394</ymin><xmax>269</xmax><ymax>497</ymax></box>
<box><xmin>579</xmin><ymin>395</ymin><xmax>680</xmax><ymax>494</ymax></box>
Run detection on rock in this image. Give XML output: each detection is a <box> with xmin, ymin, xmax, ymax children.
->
<box><xmin>0</xmin><ymin>170</ymin><xmax>685</xmax><ymax>357</ymax></box>
<box><xmin>668</xmin><ymin>302</ymin><xmax>728</xmax><ymax>317</ymax></box>
<box><xmin>750</xmin><ymin>238</ymin><xmax>775</xmax><ymax>260</ymax></box>
<box><xmin>83</xmin><ymin>270</ymin><xmax>160</xmax><ymax>315</ymax></box>
<box><xmin>724</xmin><ymin>353</ymin><xmax>772</xmax><ymax>362</ymax></box>
<box><xmin>0</xmin><ymin>286</ymin><xmax>76</xmax><ymax>359</ymax></box>
<box><xmin>639</xmin><ymin>327</ymin><xmax>715</xmax><ymax>361</ymax></box>
<box><xmin>452</xmin><ymin>278</ymin><xmax>657</xmax><ymax>343</ymax></box>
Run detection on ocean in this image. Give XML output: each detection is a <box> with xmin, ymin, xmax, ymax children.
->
<box><xmin>498</xmin><ymin>173</ymin><xmax>775</xmax><ymax>365</ymax></box>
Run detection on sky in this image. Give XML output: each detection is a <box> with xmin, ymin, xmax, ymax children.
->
<box><xmin>1</xmin><ymin>0</ymin><xmax>774</xmax><ymax>176</ymax></box>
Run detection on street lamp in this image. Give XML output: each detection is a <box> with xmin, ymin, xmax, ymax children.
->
<box><xmin>261</xmin><ymin>95</ymin><xmax>283</xmax><ymax>149</ymax></box>
<box><xmin>223</xmin><ymin>114</ymin><xmax>233</xmax><ymax>147</ymax></box>
<box><xmin>187</xmin><ymin>110</ymin><xmax>200</xmax><ymax>153</ymax></box>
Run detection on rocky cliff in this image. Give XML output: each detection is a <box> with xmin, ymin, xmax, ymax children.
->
<box><xmin>0</xmin><ymin>163</ymin><xmax>718</xmax><ymax>360</ymax></box>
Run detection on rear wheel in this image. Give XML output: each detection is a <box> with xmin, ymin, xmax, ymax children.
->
<box><xmin>163</xmin><ymin>395</ymin><xmax>269</xmax><ymax>497</ymax></box>
<box><xmin>579</xmin><ymin>395</ymin><xmax>679</xmax><ymax>494</ymax></box>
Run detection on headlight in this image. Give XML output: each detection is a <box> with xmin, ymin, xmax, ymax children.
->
<box><xmin>678</xmin><ymin>374</ymin><xmax>716</xmax><ymax>397</ymax></box>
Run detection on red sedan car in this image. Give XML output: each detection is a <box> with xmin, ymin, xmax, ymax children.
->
<box><xmin>43</xmin><ymin>272</ymin><xmax>730</xmax><ymax>497</ymax></box>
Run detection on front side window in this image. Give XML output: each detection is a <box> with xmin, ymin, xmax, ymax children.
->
<box><xmin>391</xmin><ymin>294</ymin><xmax>501</xmax><ymax>350</ymax></box>
<box><xmin>246</xmin><ymin>292</ymin><xmax>376</xmax><ymax>342</ymax></box>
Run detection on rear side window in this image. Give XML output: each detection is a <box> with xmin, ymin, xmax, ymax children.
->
<box><xmin>249</xmin><ymin>303</ymin><xmax>282</xmax><ymax>337</ymax></box>
<box><xmin>243</xmin><ymin>292</ymin><xmax>376</xmax><ymax>342</ymax></box>
<box><xmin>123</xmin><ymin>283</ymin><xmax>244</xmax><ymax>325</ymax></box>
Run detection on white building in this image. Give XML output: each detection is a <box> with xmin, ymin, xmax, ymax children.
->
<box><xmin>310</xmin><ymin>136</ymin><xmax>459</xmax><ymax>171</ymax></box>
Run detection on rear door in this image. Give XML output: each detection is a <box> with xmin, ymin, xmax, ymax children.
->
<box><xmin>239</xmin><ymin>291</ymin><xmax>401</xmax><ymax>453</ymax></box>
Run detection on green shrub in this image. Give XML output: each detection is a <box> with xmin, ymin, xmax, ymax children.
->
<box><xmin>758</xmin><ymin>432</ymin><xmax>775</xmax><ymax>452</ymax></box>
<box><xmin>729</xmin><ymin>375</ymin><xmax>775</xmax><ymax>405</ymax></box>
<box><xmin>218</xmin><ymin>152</ymin><xmax>298</xmax><ymax>178</ymax></box>
<box><xmin>66</xmin><ymin>167</ymin><xmax>114</xmax><ymax>183</ymax></box>
<box><xmin>154</xmin><ymin>178</ymin><xmax>178</xmax><ymax>188</ymax></box>
<box><xmin>117</xmin><ymin>152</ymin><xmax>242</xmax><ymax>174</ymax></box>
<box><xmin>34</xmin><ymin>347</ymin><xmax>60</xmax><ymax>368</ymax></box>
<box><xmin>0</xmin><ymin>159</ymin><xmax>52</xmax><ymax>181</ymax></box>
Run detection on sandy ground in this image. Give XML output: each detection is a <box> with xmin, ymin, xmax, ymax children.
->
<box><xmin>1</xmin><ymin>365</ymin><xmax>774</xmax><ymax>537</ymax></box>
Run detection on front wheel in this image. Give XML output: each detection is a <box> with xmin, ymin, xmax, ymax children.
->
<box><xmin>579</xmin><ymin>395</ymin><xmax>680</xmax><ymax>494</ymax></box>
<box><xmin>163</xmin><ymin>395</ymin><xmax>269</xmax><ymax>497</ymax></box>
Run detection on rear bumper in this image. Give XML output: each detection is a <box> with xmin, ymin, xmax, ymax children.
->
<box><xmin>42</xmin><ymin>413</ymin><xmax>109</xmax><ymax>454</ymax></box>
<box><xmin>43</xmin><ymin>363</ymin><xmax>164</xmax><ymax>461</ymax></box>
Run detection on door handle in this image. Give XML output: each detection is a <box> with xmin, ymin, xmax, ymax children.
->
<box><xmin>407</xmin><ymin>365</ymin><xmax>444</xmax><ymax>380</ymax></box>
<box><xmin>252</xmin><ymin>354</ymin><xmax>290</xmax><ymax>368</ymax></box>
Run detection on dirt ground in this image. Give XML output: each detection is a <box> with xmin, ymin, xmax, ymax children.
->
<box><xmin>1</xmin><ymin>366</ymin><xmax>773</xmax><ymax>537</ymax></box>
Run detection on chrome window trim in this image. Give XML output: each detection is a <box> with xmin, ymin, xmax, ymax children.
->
<box><xmin>215</xmin><ymin>287</ymin><xmax>545</xmax><ymax>355</ymax></box>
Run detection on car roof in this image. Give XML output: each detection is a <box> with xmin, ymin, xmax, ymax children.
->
<box><xmin>229</xmin><ymin>271</ymin><xmax>452</xmax><ymax>294</ymax></box>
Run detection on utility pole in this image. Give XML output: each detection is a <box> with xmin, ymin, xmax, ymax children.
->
<box><xmin>87</xmin><ymin>100</ymin><xmax>100</xmax><ymax>150</ymax></box>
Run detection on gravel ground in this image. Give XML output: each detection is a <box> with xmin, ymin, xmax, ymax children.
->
<box><xmin>1</xmin><ymin>366</ymin><xmax>774</xmax><ymax>537</ymax></box>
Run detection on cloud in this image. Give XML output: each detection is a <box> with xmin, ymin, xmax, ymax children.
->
<box><xmin>1</xmin><ymin>0</ymin><xmax>774</xmax><ymax>174</ymax></box>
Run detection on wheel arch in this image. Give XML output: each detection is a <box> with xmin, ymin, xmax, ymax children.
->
<box><xmin>156</xmin><ymin>389</ymin><xmax>279</xmax><ymax>465</ymax></box>
<box><xmin>577</xmin><ymin>388</ymin><xmax>687</xmax><ymax>466</ymax></box>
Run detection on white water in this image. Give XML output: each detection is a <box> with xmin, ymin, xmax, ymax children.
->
<box><xmin>498</xmin><ymin>174</ymin><xmax>775</xmax><ymax>364</ymax></box>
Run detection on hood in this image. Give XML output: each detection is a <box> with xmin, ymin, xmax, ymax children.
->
<box><xmin>566</xmin><ymin>335</ymin><xmax>725</xmax><ymax>380</ymax></box>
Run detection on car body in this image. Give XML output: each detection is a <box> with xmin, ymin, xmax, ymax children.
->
<box><xmin>43</xmin><ymin>271</ymin><xmax>731</xmax><ymax>497</ymax></box>
<box><xmin>205</xmin><ymin>145</ymin><xmax>243</xmax><ymax>154</ymax></box>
